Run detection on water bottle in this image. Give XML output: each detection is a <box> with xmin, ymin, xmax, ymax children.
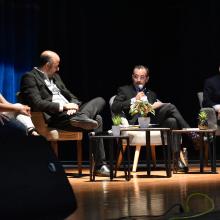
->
<box><xmin>182</xmin><ymin>148</ymin><xmax>188</xmax><ymax>166</ymax></box>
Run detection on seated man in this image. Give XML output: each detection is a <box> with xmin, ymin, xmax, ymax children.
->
<box><xmin>203</xmin><ymin>65</ymin><xmax>220</xmax><ymax>124</ymax></box>
<box><xmin>0</xmin><ymin>93</ymin><xmax>38</xmax><ymax>136</ymax></box>
<box><xmin>111</xmin><ymin>65</ymin><xmax>198</xmax><ymax>173</ymax></box>
<box><xmin>20</xmin><ymin>50</ymin><xmax>109</xmax><ymax>176</ymax></box>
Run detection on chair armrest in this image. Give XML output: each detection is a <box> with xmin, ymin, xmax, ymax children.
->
<box><xmin>200</xmin><ymin>107</ymin><xmax>217</xmax><ymax>129</ymax></box>
<box><xmin>121</xmin><ymin>117</ymin><xmax>129</xmax><ymax>127</ymax></box>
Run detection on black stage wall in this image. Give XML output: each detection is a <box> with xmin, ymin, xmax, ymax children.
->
<box><xmin>1</xmin><ymin>0</ymin><xmax>220</xmax><ymax>161</ymax></box>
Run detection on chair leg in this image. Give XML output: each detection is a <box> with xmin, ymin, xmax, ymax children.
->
<box><xmin>50</xmin><ymin>141</ymin><xmax>58</xmax><ymax>157</ymax></box>
<box><xmin>132</xmin><ymin>145</ymin><xmax>141</xmax><ymax>172</ymax></box>
<box><xmin>77</xmin><ymin>140</ymin><xmax>82</xmax><ymax>175</ymax></box>
<box><xmin>151</xmin><ymin>145</ymin><xmax>156</xmax><ymax>168</ymax></box>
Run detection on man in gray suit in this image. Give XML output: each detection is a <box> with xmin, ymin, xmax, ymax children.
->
<box><xmin>20</xmin><ymin>50</ymin><xmax>109</xmax><ymax>176</ymax></box>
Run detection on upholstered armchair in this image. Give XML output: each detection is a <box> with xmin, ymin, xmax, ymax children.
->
<box><xmin>17</xmin><ymin>92</ymin><xmax>83</xmax><ymax>175</ymax></box>
<box><xmin>197</xmin><ymin>92</ymin><xmax>220</xmax><ymax>135</ymax></box>
<box><xmin>197</xmin><ymin>91</ymin><xmax>219</xmax><ymax>165</ymax></box>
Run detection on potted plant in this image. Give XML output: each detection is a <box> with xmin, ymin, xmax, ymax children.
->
<box><xmin>129</xmin><ymin>100</ymin><xmax>155</xmax><ymax>128</ymax></box>
<box><xmin>198</xmin><ymin>111</ymin><xmax>208</xmax><ymax>130</ymax></box>
<box><xmin>112</xmin><ymin>115</ymin><xmax>122</xmax><ymax>136</ymax></box>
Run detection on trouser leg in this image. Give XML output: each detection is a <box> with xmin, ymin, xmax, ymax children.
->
<box><xmin>49</xmin><ymin>98</ymin><xmax>107</xmax><ymax>166</ymax></box>
<box><xmin>49</xmin><ymin>97</ymin><xmax>105</xmax><ymax>129</ymax></box>
<box><xmin>0</xmin><ymin>117</ymin><xmax>27</xmax><ymax>138</ymax></box>
<box><xmin>91</xmin><ymin>115</ymin><xmax>106</xmax><ymax>167</ymax></box>
<box><xmin>79</xmin><ymin>98</ymin><xmax>106</xmax><ymax>166</ymax></box>
<box><xmin>156</xmin><ymin>103</ymin><xmax>190</xmax><ymax>129</ymax></box>
<box><xmin>161</xmin><ymin>117</ymin><xmax>181</xmax><ymax>152</ymax></box>
<box><xmin>16</xmin><ymin>114</ymin><xmax>35</xmax><ymax>130</ymax></box>
<box><xmin>79</xmin><ymin>97</ymin><xmax>106</xmax><ymax>119</ymax></box>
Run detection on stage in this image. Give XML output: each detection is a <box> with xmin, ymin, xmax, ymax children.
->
<box><xmin>65</xmin><ymin>164</ymin><xmax>220</xmax><ymax>220</ymax></box>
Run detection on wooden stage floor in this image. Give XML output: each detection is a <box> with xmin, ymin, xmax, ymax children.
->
<box><xmin>64</xmin><ymin>164</ymin><xmax>220</xmax><ymax>220</ymax></box>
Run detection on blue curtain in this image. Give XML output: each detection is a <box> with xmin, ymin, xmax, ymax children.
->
<box><xmin>0</xmin><ymin>0</ymin><xmax>39</xmax><ymax>102</ymax></box>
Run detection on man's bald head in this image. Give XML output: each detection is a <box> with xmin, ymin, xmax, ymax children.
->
<box><xmin>39</xmin><ymin>50</ymin><xmax>60</xmax><ymax>67</ymax></box>
<box><xmin>38</xmin><ymin>50</ymin><xmax>60</xmax><ymax>77</ymax></box>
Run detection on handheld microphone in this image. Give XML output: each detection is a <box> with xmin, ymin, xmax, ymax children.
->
<box><xmin>138</xmin><ymin>84</ymin><xmax>144</xmax><ymax>92</ymax></box>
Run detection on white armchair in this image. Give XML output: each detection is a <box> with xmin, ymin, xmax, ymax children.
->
<box><xmin>109</xmin><ymin>95</ymin><xmax>164</xmax><ymax>172</ymax></box>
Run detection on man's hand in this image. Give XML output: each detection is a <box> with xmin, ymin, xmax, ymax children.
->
<box><xmin>66</xmin><ymin>109</ymin><xmax>77</xmax><ymax>115</ymax></box>
<box><xmin>152</xmin><ymin>101</ymin><xmax>164</xmax><ymax>109</ymax></box>
<box><xmin>135</xmin><ymin>92</ymin><xmax>145</xmax><ymax>100</ymax></box>
<box><xmin>64</xmin><ymin>103</ymin><xmax>79</xmax><ymax>111</ymax></box>
<box><xmin>18</xmin><ymin>105</ymin><xmax>31</xmax><ymax>116</ymax></box>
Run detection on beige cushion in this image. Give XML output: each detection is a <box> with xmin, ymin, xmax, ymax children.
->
<box><xmin>120</xmin><ymin>117</ymin><xmax>164</xmax><ymax>146</ymax></box>
<box><xmin>121</xmin><ymin>130</ymin><xmax>162</xmax><ymax>145</ymax></box>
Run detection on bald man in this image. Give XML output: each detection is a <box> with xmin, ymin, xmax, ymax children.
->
<box><xmin>20</xmin><ymin>50</ymin><xmax>109</xmax><ymax>176</ymax></box>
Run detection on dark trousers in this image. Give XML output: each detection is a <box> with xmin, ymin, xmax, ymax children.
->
<box><xmin>0</xmin><ymin>116</ymin><xmax>27</xmax><ymax>139</ymax></box>
<box><xmin>155</xmin><ymin>104</ymin><xmax>190</xmax><ymax>153</ymax></box>
<box><xmin>155</xmin><ymin>103</ymin><xmax>190</xmax><ymax>129</ymax></box>
<box><xmin>49</xmin><ymin>97</ymin><xmax>106</xmax><ymax>167</ymax></box>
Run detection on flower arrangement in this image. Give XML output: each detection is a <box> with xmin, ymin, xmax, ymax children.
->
<box><xmin>129</xmin><ymin>100</ymin><xmax>155</xmax><ymax>117</ymax></box>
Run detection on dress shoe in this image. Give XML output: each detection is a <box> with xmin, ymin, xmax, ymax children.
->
<box><xmin>70</xmin><ymin>115</ymin><xmax>98</xmax><ymax>130</ymax></box>
<box><xmin>174</xmin><ymin>159</ymin><xmax>188</xmax><ymax>173</ymax></box>
<box><xmin>95</xmin><ymin>165</ymin><xmax>110</xmax><ymax>177</ymax></box>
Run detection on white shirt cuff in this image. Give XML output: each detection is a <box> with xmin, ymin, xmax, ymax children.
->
<box><xmin>59</xmin><ymin>103</ymin><xmax>64</xmax><ymax>112</ymax></box>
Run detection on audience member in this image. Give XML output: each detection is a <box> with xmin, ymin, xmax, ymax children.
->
<box><xmin>0</xmin><ymin>93</ymin><xmax>38</xmax><ymax>137</ymax></box>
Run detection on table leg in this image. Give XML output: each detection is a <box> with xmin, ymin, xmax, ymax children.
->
<box><xmin>89</xmin><ymin>138</ymin><xmax>95</xmax><ymax>181</ymax></box>
<box><xmin>200</xmin><ymin>133</ymin><xmax>204</xmax><ymax>173</ymax></box>
<box><xmin>166</xmin><ymin>131</ymin><xmax>172</xmax><ymax>177</ymax></box>
<box><xmin>109</xmin><ymin>139</ymin><xmax>114</xmax><ymax>180</ymax></box>
<box><xmin>145</xmin><ymin>131</ymin><xmax>151</xmax><ymax>176</ymax></box>
<box><xmin>172</xmin><ymin>133</ymin><xmax>180</xmax><ymax>174</ymax></box>
<box><xmin>119</xmin><ymin>139</ymin><xmax>128</xmax><ymax>179</ymax></box>
<box><xmin>210</xmin><ymin>132</ymin><xmax>217</xmax><ymax>173</ymax></box>
<box><xmin>126</xmin><ymin>138</ymin><xmax>131</xmax><ymax>181</ymax></box>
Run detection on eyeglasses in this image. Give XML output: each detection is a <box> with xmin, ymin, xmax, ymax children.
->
<box><xmin>133</xmin><ymin>74</ymin><xmax>147</xmax><ymax>80</ymax></box>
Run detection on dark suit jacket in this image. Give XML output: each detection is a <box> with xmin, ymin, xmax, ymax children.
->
<box><xmin>111</xmin><ymin>85</ymin><xmax>158</xmax><ymax>124</ymax></box>
<box><xmin>203</xmin><ymin>74</ymin><xmax>220</xmax><ymax>107</ymax></box>
<box><xmin>20</xmin><ymin>68</ymin><xmax>81</xmax><ymax>122</ymax></box>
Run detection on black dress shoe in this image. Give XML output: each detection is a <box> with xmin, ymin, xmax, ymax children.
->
<box><xmin>174</xmin><ymin>159</ymin><xmax>188</xmax><ymax>173</ymax></box>
<box><xmin>95</xmin><ymin>165</ymin><xmax>110</xmax><ymax>177</ymax></box>
<box><xmin>70</xmin><ymin>115</ymin><xmax>98</xmax><ymax>130</ymax></box>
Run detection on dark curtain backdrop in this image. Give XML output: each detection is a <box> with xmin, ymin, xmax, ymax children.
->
<box><xmin>1</xmin><ymin>0</ymin><xmax>220</xmax><ymax>160</ymax></box>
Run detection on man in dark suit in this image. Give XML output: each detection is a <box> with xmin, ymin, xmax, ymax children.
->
<box><xmin>203</xmin><ymin>69</ymin><xmax>220</xmax><ymax>121</ymax></box>
<box><xmin>20</xmin><ymin>50</ymin><xmax>109</xmax><ymax>176</ymax></box>
<box><xmin>112</xmin><ymin>65</ymin><xmax>197</xmax><ymax>173</ymax></box>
